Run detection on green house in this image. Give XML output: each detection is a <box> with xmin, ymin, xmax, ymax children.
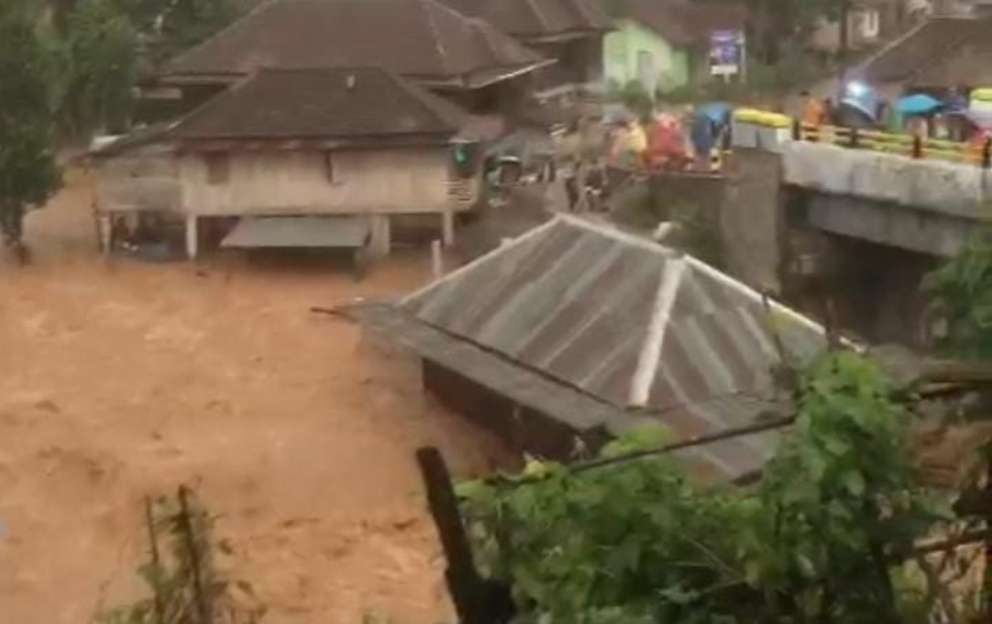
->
<box><xmin>602</xmin><ymin>0</ymin><xmax>748</xmax><ymax>96</ymax></box>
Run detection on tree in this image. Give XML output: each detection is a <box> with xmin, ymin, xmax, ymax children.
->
<box><xmin>114</xmin><ymin>0</ymin><xmax>241</xmax><ymax>65</ymax></box>
<box><xmin>0</xmin><ymin>3</ymin><xmax>62</xmax><ymax>259</ymax></box>
<box><xmin>922</xmin><ymin>232</ymin><xmax>992</xmax><ymax>360</ymax></box>
<box><xmin>57</xmin><ymin>0</ymin><xmax>139</xmax><ymax>136</ymax></box>
<box><xmin>458</xmin><ymin>352</ymin><xmax>968</xmax><ymax>623</ymax></box>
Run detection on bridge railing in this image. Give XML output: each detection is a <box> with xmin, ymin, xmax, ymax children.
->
<box><xmin>793</xmin><ymin>120</ymin><xmax>992</xmax><ymax>168</ymax></box>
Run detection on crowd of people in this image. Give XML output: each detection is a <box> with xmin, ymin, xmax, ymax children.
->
<box><xmin>605</xmin><ymin>105</ymin><xmax>731</xmax><ymax>173</ymax></box>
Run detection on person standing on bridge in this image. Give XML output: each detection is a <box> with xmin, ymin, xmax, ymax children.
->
<box><xmin>801</xmin><ymin>91</ymin><xmax>827</xmax><ymax>128</ymax></box>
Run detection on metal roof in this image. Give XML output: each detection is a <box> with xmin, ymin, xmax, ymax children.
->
<box><xmin>342</xmin><ymin>301</ymin><xmax>782</xmax><ymax>481</ymax></box>
<box><xmin>404</xmin><ymin>216</ymin><xmax>826</xmax><ymax>413</ymax></box>
<box><xmin>221</xmin><ymin>216</ymin><xmax>370</xmax><ymax>249</ymax></box>
<box><xmin>383</xmin><ymin>216</ymin><xmax>830</xmax><ymax>477</ymax></box>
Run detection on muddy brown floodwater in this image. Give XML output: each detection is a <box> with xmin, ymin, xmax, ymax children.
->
<box><xmin>0</xmin><ymin>173</ymin><xmax>508</xmax><ymax>624</ymax></box>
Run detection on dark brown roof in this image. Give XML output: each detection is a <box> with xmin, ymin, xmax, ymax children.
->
<box><xmin>440</xmin><ymin>0</ymin><xmax>611</xmax><ymax>39</ymax></box>
<box><xmin>613</xmin><ymin>0</ymin><xmax>749</xmax><ymax>48</ymax></box>
<box><xmin>856</xmin><ymin>16</ymin><xmax>992</xmax><ymax>86</ymax></box>
<box><xmin>94</xmin><ymin>67</ymin><xmax>467</xmax><ymax>155</ymax></box>
<box><xmin>171</xmin><ymin>67</ymin><xmax>465</xmax><ymax>141</ymax></box>
<box><xmin>162</xmin><ymin>0</ymin><xmax>551</xmax><ymax>89</ymax></box>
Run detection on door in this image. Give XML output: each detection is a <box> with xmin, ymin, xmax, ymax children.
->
<box><xmin>636</xmin><ymin>50</ymin><xmax>655</xmax><ymax>94</ymax></box>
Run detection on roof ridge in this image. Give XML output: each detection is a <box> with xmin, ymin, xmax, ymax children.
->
<box><xmin>420</xmin><ymin>0</ymin><xmax>453</xmax><ymax>78</ymax></box>
<box><xmin>166</xmin><ymin>71</ymin><xmax>259</xmax><ymax>137</ymax></box>
<box><xmin>557</xmin><ymin>215</ymin><xmax>837</xmax><ymax>342</ymax></box>
<box><xmin>629</xmin><ymin>257</ymin><xmax>687</xmax><ymax>407</ymax></box>
<box><xmin>381</xmin><ymin>69</ymin><xmax>462</xmax><ymax>133</ymax></box>
<box><xmin>524</xmin><ymin>0</ymin><xmax>551</xmax><ymax>31</ymax></box>
<box><xmin>851</xmin><ymin>16</ymin><xmax>974</xmax><ymax>81</ymax></box>
<box><xmin>164</xmin><ymin>0</ymin><xmax>279</xmax><ymax>73</ymax></box>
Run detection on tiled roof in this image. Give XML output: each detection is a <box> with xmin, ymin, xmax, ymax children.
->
<box><xmin>358</xmin><ymin>216</ymin><xmax>831</xmax><ymax>479</ymax></box>
<box><xmin>93</xmin><ymin>68</ymin><xmax>467</xmax><ymax>156</ymax></box>
<box><xmin>440</xmin><ymin>0</ymin><xmax>611</xmax><ymax>39</ymax></box>
<box><xmin>855</xmin><ymin>16</ymin><xmax>992</xmax><ymax>86</ymax></box>
<box><xmin>169</xmin><ymin>67</ymin><xmax>464</xmax><ymax>140</ymax></box>
<box><xmin>162</xmin><ymin>0</ymin><xmax>550</xmax><ymax>88</ymax></box>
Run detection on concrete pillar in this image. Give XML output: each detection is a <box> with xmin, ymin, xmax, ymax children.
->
<box><xmin>431</xmin><ymin>239</ymin><xmax>444</xmax><ymax>280</ymax></box>
<box><xmin>369</xmin><ymin>214</ymin><xmax>391</xmax><ymax>259</ymax></box>
<box><xmin>185</xmin><ymin>214</ymin><xmax>199</xmax><ymax>260</ymax></box>
<box><xmin>98</xmin><ymin>214</ymin><xmax>112</xmax><ymax>255</ymax></box>
<box><xmin>441</xmin><ymin>210</ymin><xmax>454</xmax><ymax>247</ymax></box>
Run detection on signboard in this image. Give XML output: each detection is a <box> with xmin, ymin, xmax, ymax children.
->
<box><xmin>709</xmin><ymin>30</ymin><xmax>745</xmax><ymax>77</ymax></box>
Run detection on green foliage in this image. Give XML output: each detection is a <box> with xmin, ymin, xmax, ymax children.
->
<box><xmin>114</xmin><ymin>0</ymin><xmax>240</xmax><ymax>64</ymax></box>
<box><xmin>922</xmin><ymin>231</ymin><xmax>992</xmax><ymax>360</ymax></box>
<box><xmin>96</xmin><ymin>490</ymin><xmax>265</xmax><ymax>624</ymax></box>
<box><xmin>0</xmin><ymin>2</ymin><xmax>62</xmax><ymax>248</ymax></box>
<box><xmin>57</xmin><ymin>0</ymin><xmax>139</xmax><ymax>135</ymax></box>
<box><xmin>460</xmin><ymin>352</ymin><xmax>957</xmax><ymax>623</ymax></box>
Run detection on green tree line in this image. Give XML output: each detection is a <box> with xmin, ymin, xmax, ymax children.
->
<box><xmin>0</xmin><ymin>0</ymin><xmax>242</xmax><ymax>254</ymax></box>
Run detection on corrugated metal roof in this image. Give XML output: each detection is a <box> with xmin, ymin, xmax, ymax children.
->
<box><xmin>382</xmin><ymin>216</ymin><xmax>830</xmax><ymax>477</ymax></box>
<box><xmin>404</xmin><ymin>216</ymin><xmax>826</xmax><ymax>416</ymax></box>
<box><xmin>221</xmin><ymin>216</ymin><xmax>370</xmax><ymax>248</ymax></box>
<box><xmin>342</xmin><ymin>301</ymin><xmax>782</xmax><ymax>480</ymax></box>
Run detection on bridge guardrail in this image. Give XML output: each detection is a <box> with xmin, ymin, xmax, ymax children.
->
<box><xmin>793</xmin><ymin>120</ymin><xmax>992</xmax><ymax>169</ymax></box>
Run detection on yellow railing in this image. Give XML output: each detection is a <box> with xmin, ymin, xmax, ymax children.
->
<box><xmin>796</xmin><ymin>122</ymin><xmax>991</xmax><ymax>168</ymax></box>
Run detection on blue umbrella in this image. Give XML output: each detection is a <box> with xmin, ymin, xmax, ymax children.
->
<box><xmin>698</xmin><ymin>102</ymin><xmax>732</xmax><ymax>125</ymax></box>
<box><xmin>896</xmin><ymin>94</ymin><xmax>943</xmax><ymax>116</ymax></box>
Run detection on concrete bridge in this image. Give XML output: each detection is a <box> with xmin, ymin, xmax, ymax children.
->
<box><xmin>778</xmin><ymin>141</ymin><xmax>991</xmax><ymax>258</ymax></box>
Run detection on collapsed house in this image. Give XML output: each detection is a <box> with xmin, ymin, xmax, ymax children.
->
<box><xmin>92</xmin><ymin>67</ymin><xmax>480</xmax><ymax>259</ymax></box>
<box><xmin>340</xmin><ymin>216</ymin><xmax>830</xmax><ymax>480</ymax></box>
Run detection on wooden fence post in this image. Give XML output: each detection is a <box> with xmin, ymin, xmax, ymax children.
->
<box><xmin>983</xmin><ymin>138</ymin><xmax>992</xmax><ymax>170</ymax></box>
<box><xmin>912</xmin><ymin>135</ymin><xmax>923</xmax><ymax>159</ymax></box>
<box><xmin>416</xmin><ymin>447</ymin><xmax>515</xmax><ymax>624</ymax></box>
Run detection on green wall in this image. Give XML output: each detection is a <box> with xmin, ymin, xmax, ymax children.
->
<box><xmin>603</xmin><ymin>19</ymin><xmax>689</xmax><ymax>95</ymax></box>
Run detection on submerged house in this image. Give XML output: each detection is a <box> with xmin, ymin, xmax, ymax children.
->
<box><xmin>150</xmin><ymin>0</ymin><xmax>553</xmax><ymax>123</ymax></box>
<box><xmin>93</xmin><ymin>67</ymin><xmax>478</xmax><ymax>259</ymax></box>
<box><xmin>341</xmin><ymin>216</ymin><xmax>829</xmax><ymax>480</ymax></box>
<box><xmin>440</xmin><ymin>0</ymin><xmax>612</xmax><ymax>102</ymax></box>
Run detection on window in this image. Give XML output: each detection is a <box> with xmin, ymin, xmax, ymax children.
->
<box><xmin>205</xmin><ymin>152</ymin><xmax>230</xmax><ymax>185</ymax></box>
<box><xmin>324</xmin><ymin>152</ymin><xmax>335</xmax><ymax>183</ymax></box>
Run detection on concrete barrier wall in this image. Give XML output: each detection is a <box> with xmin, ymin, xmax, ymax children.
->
<box><xmin>781</xmin><ymin>142</ymin><xmax>992</xmax><ymax>220</ymax></box>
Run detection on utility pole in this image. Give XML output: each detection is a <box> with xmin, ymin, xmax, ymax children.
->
<box><xmin>838</xmin><ymin>0</ymin><xmax>852</xmax><ymax>66</ymax></box>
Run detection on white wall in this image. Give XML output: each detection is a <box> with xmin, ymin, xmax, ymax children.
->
<box><xmin>95</xmin><ymin>144</ymin><xmax>182</xmax><ymax>213</ymax></box>
<box><xmin>179</xmin><ymin>147</ymin><xmax>454</xmax><ymax>217</ymax></box>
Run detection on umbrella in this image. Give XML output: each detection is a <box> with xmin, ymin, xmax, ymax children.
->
<box><xmin>896</xmin><ymin>94</ymin><xmax>943</xmax><ymax>116</ymax></box>
<box><xmin>698</xmin><ymin>102</ymin><xmax>732</xmax><ymax>125</ymax></box>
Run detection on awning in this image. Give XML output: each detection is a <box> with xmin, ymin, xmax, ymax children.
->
<box><xmin>221</xmin><ymin>216</ymin><xmax>370</xmax><ymax>249</ymax></box>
